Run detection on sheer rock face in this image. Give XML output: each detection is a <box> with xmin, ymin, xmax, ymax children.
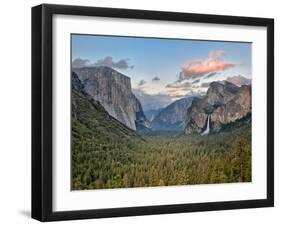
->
<box><xmin>184</xmin><ymin>98</ymin><xmax>213</xmax><ymax>134</ymax></box>
<box><xmin>71</xmin><ymin>72</ymin><xmax>138</xmax><ymax>139</ymax></box>
<box><xmin>210</xmin><ymin>85</ymin><xmax>251</xmax><ymax>131</ymax></box>
<box><xmin>73</xmin><ymin>66</ymin><xmax>149</xmax><ymax>130</ymax></box>
<box><xmin>185</xmin><ymin>81</ymin><xmax>251</xmax><ymax>134</ymax></box>
<box><xmin>151</xmin><ymin>97</ymin><xmax>195</xmax><ymax>131</ymax></box>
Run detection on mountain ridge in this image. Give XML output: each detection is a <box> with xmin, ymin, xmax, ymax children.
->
<box><xmin>226</xmin><ymin>75</ymin><xmax>251</xmax><ymax>86</ymax></box>
<box><xmin>185</xmin><ymin>81</ymin><xmax>251</xmax><ymax>134</ymax></box>
<box><xmin>151</xmin><ymin>96</ymin><xmax>196</xmax><ymax>131</ymax></box>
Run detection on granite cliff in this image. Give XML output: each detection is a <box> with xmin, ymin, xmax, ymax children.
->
<box><xmin>73</xmin><ymin>66</ymin><xmax>149</xmax><ymax>130</ymax></box>
<box><xmin>185</xmin><ymin>81</ymin><xmax>251</xmax><ymax>134</ymax></box>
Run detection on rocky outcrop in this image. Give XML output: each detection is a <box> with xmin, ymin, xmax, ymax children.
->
<box><xmin>185</xmin><ymin>81</ymin><xmax>251</xmax><ymax>134</ymax></box>
<box><xmin>73</xmin><ymin>66</ymin><xmax>149</xmax><ymax>130</ymax></box>
<box><xmin>210</xmin><ymin>85</ymin><xmax>251</xmax><ymax>131</ymax></box>
<box><xmin>151</xmin><ymin>97</ymin><xmax>195</xmax><ymax>131</ymax></box>
<box><xmin>184</xmin><ymin>97</ymin><xmax>212</xmax><ymax>134</ymax></box>
<box><xmin>204</xmin><ymin>81</ymin><xmax>240</xmax><ymax>106</ymax></box>
<box><xmin>135</xmin><ymin>97</ymin><xmax>151</xmax><ymax>130</ymax></box>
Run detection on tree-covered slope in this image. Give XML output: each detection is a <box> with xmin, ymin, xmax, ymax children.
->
<box><xmin>71</xmin><ymin>72</ymin><xmax>141</xmax><ymax>189</ymax></box>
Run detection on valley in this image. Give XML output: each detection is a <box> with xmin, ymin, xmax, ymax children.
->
<box><xmin>72</xmin><ymin>124</ymin><xmax>251</xmax><ymax>190</ymax></box>
<box><xmin>71</xmin><ymin>66</ymin><xmax>252</xmax><ymax>190</ymax></box>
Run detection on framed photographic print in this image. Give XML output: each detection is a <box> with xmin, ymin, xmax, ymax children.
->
<box><xmin>32</xmin><ymin>4</ymin><xmax>274</xmax><ymax>221</ymax></box>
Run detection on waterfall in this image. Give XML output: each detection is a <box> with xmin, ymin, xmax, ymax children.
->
<box><xmin>201</xmin><ymin>115</ymin><xmax>210</xmax><ymax>136</ymax></box>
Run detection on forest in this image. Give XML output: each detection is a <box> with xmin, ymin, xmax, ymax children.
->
<box><xmin>72</xmin><ymin>122</ymin><xmax>251</xmax><ymax>190</ymax></box>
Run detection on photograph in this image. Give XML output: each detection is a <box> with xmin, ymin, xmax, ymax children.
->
<box><xmin>71</xmin><ymin>34</ymin><xmax>252</xmax><ymax>190</ymax></box>
<box><xmin>30</xmin><ymin>3</ymin><xmax>274</xmax><ymax>221</ymax></box>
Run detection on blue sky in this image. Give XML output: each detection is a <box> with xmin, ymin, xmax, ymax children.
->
<box><xmin>72</xmin><ymin>34</ymin><xmax>252</xmax><ymax>101</ymax></box>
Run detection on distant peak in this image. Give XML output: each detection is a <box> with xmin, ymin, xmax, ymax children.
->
<box><xmin>226</xmin><ymin>75</ymin><xmax>251</xmax><ymax>86</ymax></box>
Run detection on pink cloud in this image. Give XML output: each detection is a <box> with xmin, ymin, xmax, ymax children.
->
<box><xmin>181</xmin><ymin>51</ymin><xmax>235</xmax><ymax>79</ymax></box>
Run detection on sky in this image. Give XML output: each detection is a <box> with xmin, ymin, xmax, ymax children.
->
<box><xmin>72</xmin><ymin>34</ymin><xmax>252</xmax><ymax>110</ymax></box>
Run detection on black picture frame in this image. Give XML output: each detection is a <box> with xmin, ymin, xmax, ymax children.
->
<box><xmin>32</xmin><ymin>4</ymin><xmax>274</xmax><ymax>222</ymax></box>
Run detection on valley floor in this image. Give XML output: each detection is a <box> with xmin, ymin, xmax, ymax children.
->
<box><xmin>72</xmin><ymin>124</ymin><xmax>251</xmax><ymax>190</ymax></box>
